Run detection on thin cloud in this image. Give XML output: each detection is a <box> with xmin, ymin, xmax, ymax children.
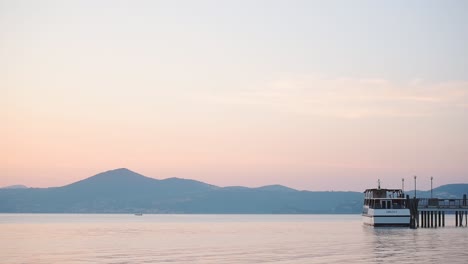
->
<box><xmin>204</xmin><ymin>76</ymin><xmax>468</xmax><ymax>119</ymax></box>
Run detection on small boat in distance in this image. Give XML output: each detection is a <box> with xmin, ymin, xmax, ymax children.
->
<box><xmin>362</xmin><ymin>181</ymin><xmax>410</xmax><ymax>227</ymax></box>
<box><xmin>134</xmin><ymin>213</ymin><xmax>143</xmax><ymax>216</ymax></box>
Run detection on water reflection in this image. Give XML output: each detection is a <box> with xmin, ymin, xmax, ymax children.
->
<box><xmin>363</xmin><ymin>221</ymin><xmax>468</xmax><ymax>264</ymax></box>
<box><xmin>1</xmin><ymin>214</ymin><xmax>467</xmax><ymax>264</ymax></box>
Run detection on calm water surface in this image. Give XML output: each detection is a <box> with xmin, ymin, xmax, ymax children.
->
<box><xmin>1</xmin><ymin>214</ymin><xmax>467</xmax><ymax>263</ymax></box>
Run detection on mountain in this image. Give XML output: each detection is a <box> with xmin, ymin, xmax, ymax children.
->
<box><xmin>0</xmin><ymin>169</ymin><xmax>466</xmax><ymax>213</ymax></box>
<box><xmin>60</xmin><ymin>168</ymin><xmax>217</xmax><ymax>198</ymax></box>
<box><xmin>1</xmin><ymin>185</ymin><xmax>28</xmax><ymax>189</ymax></box>
<box><xmin>412</xmin><ymin>183</ymin><xmax>468</xmax><ymax>199</ymax></box>
<box><xmin>255</xmin><ymin>184</ymin><xmax>297</xmax><ymax>192</ymax></box>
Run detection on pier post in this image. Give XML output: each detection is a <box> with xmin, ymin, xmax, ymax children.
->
<box><xmin>408</xmin><ymin>196</ymin><xmax>419</xmax><ymax>229</ymax></box>
<box><xmin>455</xmin><ymin>211</ymin><xmax>459</xmax><ymax>227</ymax></box>
<box><xmin>426</xmin><ymin>211</ymin><xmax>429</xmax><ymax>228</ymax></box>
<box><xmin>425</xmin><ymin>211</ymin><xmax>428</xmax><ymax>228</ymax></box>
<box><xmin>421</xmin><ymin>211</ymin><xmax>425</xmax><ymax>227</ymax></box>
<box><xmin>421</xmin><ymin>211</ymin><xmax>423</xmax><ymax>228</ymax></box>
<box><xmin>420</xmin><ymin>211</ymin><xmax>423</xmax><ymax>228</ymax></box>
<box><xmin>425</xmin><ymin>211</ymin><xmax>429</xmax><ymax>228</ymax></box>
<box><xmin>421</xmin><ymin>211</ymin><xmax>426</xmax><ymax>227</ymax></box>
<box><xmin>442</xmin><ymin>211</ymin><xmax>445</xmax><ymax>227</ymax></box>
<box><xmin>460</xmin><ymin>211</ymin><xmax>464</xmax><ymax>227</ymax></box>
<box><xmin>429</xmin><ymin>212</ymin><xmax>431</xmax><ymax>227</ymax></box>
<box><xmin>421</xmin><ymin>211</ymin><xmax>424</xmax><ymax>227</ymax></box>
<box><xmin>431</xmin><ymin>211</ymin><xmax>434</xmax><ymax>227</ymax></box>
<box><xmin>438</xmin><ymin>211</ymin><xmax>441</xmax><ymax>227</ymax></box>
<box><xmin>462</xmin><ymin>212</ymin><xmax>466</xmax><ymax>226</ymax></box>
<box><xmin>434</xmin><ymin>211</ymin><xmax>437</xmax><ymax>228</ymax></box>
<box><xmin>416</xmin><ymin>211</ymin><xmax>419</xmax><ymax>228</ymax></box>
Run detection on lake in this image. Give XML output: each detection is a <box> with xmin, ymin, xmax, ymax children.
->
<box><xmin>1</xmin><ymin>214</ymin><xmax>467</xmax><ymax>263</ymax></box>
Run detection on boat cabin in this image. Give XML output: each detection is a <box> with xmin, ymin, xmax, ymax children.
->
<box><xmin>363</xmin><ymin>188</ymin><xmax>407</xmax><ymax>209</ymax></box>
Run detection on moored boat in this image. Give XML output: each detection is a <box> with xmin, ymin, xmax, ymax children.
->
<box><xmin>362</xmin><ymin>182</ymin><xmax>410</xmax><ymax>227</ymax></box>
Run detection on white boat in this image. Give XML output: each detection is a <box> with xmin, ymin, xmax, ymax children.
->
<box><xmin>362</xmin><ymin>184</ymin><xmax>410</xmax><ymax>227</ymax></box>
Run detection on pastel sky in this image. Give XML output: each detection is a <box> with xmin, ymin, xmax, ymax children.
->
<box><xmin>2</xmin><ymin>0</ymin><xmax>467</xmax><ymax>191</ymax></box>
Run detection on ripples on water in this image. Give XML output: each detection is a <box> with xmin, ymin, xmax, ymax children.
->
<box><xmin>1</xmin><ymin>214</ymin><xmax>467</xmax><ymax>263</ymax></box>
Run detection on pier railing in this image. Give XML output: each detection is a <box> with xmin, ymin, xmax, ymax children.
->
<box><xmin>418</xmin><ymin>198</ymin><xmax>468</xmax><ymax>209</ymax></box>
<box><xmin>407</xmin><ymin>195</ymin><xmax>468</xmax><ymax>228</ymax></box>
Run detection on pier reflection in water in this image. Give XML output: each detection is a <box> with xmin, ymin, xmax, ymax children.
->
<box><xmin>366</xmin><ymin>216</ymin><xmax>466</xmax><ymax>264</ymax></box>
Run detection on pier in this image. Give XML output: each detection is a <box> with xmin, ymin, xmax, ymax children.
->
<box><xmin>407</xmin><ymin>194</ymin><xmax>468</xmax><ymax>228</ymax></box>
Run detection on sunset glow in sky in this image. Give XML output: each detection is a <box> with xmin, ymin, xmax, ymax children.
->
<box><xmin>2</xmin><ymin>1</ymin><xmax>468</xmax><ymax>191</ymax></box>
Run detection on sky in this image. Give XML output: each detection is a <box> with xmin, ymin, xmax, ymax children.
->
<box><xmin>1</xmin><ymin>0</ymin><xmax>468</xmax><ymax>191</ymax></box>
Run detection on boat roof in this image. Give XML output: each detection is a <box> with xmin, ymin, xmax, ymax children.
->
<box><xmin>363</xmin><ymin>188</ymin><xmax>403</xmax><ymax>193</ymax></box>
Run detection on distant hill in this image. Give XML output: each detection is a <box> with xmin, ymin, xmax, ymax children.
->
<box><xmin>0</xmin><ymin>168</ymin><xmax>466</xmax><ymax>213</ymax></box>
<box><xmin>254</xmin><ymin>184</ymin><xmax>297</xmax><ymax>192</ymax></box>
<box><xmin>1</xmin><ymin>185</ymin><xmax>28</xmax><ymax>189</ymax></box>
<box><xmin>412</xmin><ymin>183</ymin><xmax>468</xmax><ymax>199</ymax></box>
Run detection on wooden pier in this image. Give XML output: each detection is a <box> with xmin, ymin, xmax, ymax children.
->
<box><xmin>407</xmin><ymin>194</ymin><xmax>468</xmax><ymax>228</ymax></box>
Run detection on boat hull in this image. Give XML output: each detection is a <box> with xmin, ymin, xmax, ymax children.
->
<box><xmin>362</xmin><ymin>208</ymin><xmax>410</xmax><ymax>227</ymax></box>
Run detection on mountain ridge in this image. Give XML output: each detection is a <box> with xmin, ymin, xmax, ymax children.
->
<box><xmin>1</xmin><ymin>185</ymin><xmax>28</xmax><ymax>189</ymax></box>
<box><xmin>1</xmin><ymin>168</ymin><xmax>466</xmax><ymax>213</ymax></box>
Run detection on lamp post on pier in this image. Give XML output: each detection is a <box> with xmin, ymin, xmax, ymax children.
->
<box><xmin>414</xmin><ymin>175</ymin><xmax>417</xmax><ymax>198</ymax></box>
<box><xmin>431</xmin><ymin>177</ymin><xmax>433</xmax><ymax>198</ymax></box>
